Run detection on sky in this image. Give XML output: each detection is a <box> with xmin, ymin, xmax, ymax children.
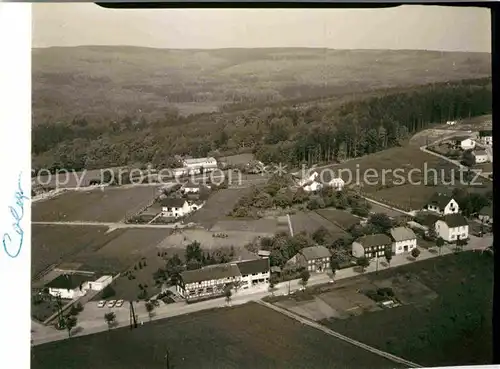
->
<box><xmin>32</xmin><ymin>4</ymin><xmax>491</xmax><ymax>52</ymax></box>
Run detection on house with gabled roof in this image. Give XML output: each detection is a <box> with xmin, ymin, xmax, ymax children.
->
<box><xmin>390</xmin><ymin>226</ymin><xmax>417</xmax><ymax>255</ymax></box>
<box><xmin>450</xmin><ymin>135</ymin><xmax>475</xmax><ymax>151</ymax></box>
<box><xmin>434</xmin><ymin>214</ymin><xmax>469</xmax><ymax>243</ymax></box>
<box><xmin>161</xmin><ymin>198</ymin><xmax>197</xmax><ymax>218</ymax></box>
<box><xmin>478</xmin><ymin>130</ymin><xmax>492</xmax><ymax>146</ymax></box>
<box><xmin>287</xmin><ymin>246</ymin><xmax>331</xmax><ymax>273</ymax></box>
<box><xmin>425</xmin><ymin>192</ymin><xmax>459</xmax><ymax>215</ymax></box>
<box><xmin>478</xmin><ymin>206</ymin><xmax>493</xmax><ymax>224</ymax></box>
<box><xmin>471</xmin><ymin>149</ymin><xmax>489</xmax><ymax>164</ymax></box>
<box><xmin>352</xmin><ymin>234</ymin><xmax>392</xmax><ymax>259</ymax></box>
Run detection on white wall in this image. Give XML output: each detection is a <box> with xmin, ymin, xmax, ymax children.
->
<box><xmin>443</xmin><ymin>199</ymin><xmax>459</xmax><ymax>215</ymax></box>
<box><xmin>392</xmin><ymin>239</ymin><xmax>417</xmax><ymax>255</ymax></box>
<box><xmin>48</xmin><ymin>287</ymin><xmax>86</xmax><ymax>300</ymax></box>
<box><xmin>352</xmin><ymin>242</ymin><xmax>365</xmax><ymax>258</ymax></box>
<box><xmin>461</xmin><ymin>139</ymin><xmax>476</xmax><ymax>150</ymax></box>
<box><xmin>435</xmin><ymin>221</ymin><xmax>469</xmax><ymax>242</ymax></box>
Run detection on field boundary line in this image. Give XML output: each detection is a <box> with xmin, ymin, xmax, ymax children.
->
<box><xmin>314</xmin><ymin>210</ymin><xmax>350</xmax><ymax>231</ymax></box>
<box><xmin>257</xmin><ymin>300</ymin><xmax>422</xmax><ymax>368</ymax></box>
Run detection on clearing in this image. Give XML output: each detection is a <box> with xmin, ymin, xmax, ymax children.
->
<box><xmin>32</xmin><ymin>186</ymin><xmax>159</xmax><ymax>222</ymax></box>
<box><xmin>314</xmin><ymin>208</ymin><xmax>362</xmax><ymax>230</ymax></box>
<box><xmin>290</xmin><ymin>211</ymin><xmax>348</xmax><ymax>240</ymax></box>
<box><xmin>32</xmin><ymin>302</ymin><xmax>401</xmax><ymax>369</ymax></box>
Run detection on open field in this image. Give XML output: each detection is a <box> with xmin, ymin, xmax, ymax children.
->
<box><xmin>32</xmin><ymin>225</ymin><xmax>109</xmax><ymax>279</ymax></box>
<box><xmin>318</xmin><ymin>252</ymin><xmax>493</xmax><ymax>367</ymax></box>
<box><xmin>32</xmin><ymin>186</ymin><xmax>159</xmax><ymax>222</ymax></box>
<box><xmin>70</xmin><ymin>228</ymin><xmax>172</xmax><ymax>274</ymax></box>
<box><xmin>221</xmin><ymin>153</ymin><xmax>255</xmax><ymax>166</ymax></box>
<box><xmin>290</xmin><ymin>211</ymin><xmax>348</xmax><ymax>240</ymax></box>
<box><xmin>210</xmin><ymin>217</ymin><xmax>287</xmax><ymax>234</ymax></box>
<box><xmin>186</xmin><ymin>188</ymin><xmax>251</xmax><ymax>228</ymax></box>
<box><xmin>32</xmin><ymin>167</ymin><xmax>123</xmax><ymax>188</ymax></box>
<box><xmin>32</xmin><ymin>302</ymin><xmax>400</xmax><ymax>369</ymax></box>
<box><xmin>314</xmin><ymin>208</ymin><xmax>361</xmax><ymax>230</ymax></box>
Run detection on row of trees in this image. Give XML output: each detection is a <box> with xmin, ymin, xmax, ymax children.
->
<box><xmin>32</xmin><ymin>78</ymin><xmax>491</xmax><ymax>173</ymax></box>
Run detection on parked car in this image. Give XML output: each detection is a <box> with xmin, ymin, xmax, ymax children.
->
<box><xmin>107</xmin><ymin>300</ymin><xmax>117</xmax><ymax>308</ymax></box>
<box><xmin>115</xmin><ymin>299</ymin><xmax>125</xmax><ymax>307</ymax></box>
<box><xmin>97</xmin><ymin>300</ymin><xmax>106</xmax><ymax>308</ymax></box>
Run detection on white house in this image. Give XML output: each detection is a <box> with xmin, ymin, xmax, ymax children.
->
<box><xmin>425</xmin><ymin>193</ymin><xmax>460</xmax><ymax>215</ymax></box>
<box><xmin>352</xmin><ymin>234</ymin><xmax>392</xmax><ymax>259</ymax></box>
<box><xmin>472</xmin><ymin>150</ymin><xmax>489</xmax><ymax>164</ymax></box>
<box><xmin>390</xmin><ymin>227</ymin><xmax>417</xmax><ymax>255</ymax></box>
<box><xmin>327</xmin><ymin>177</ymin><xmax>345</xmax><ymax>191</ymax></box>
<box><xmin>452</xmin><ymin>136</ymin><xmax>475</xmax><ymax>151</ymax></box>
<box><xmin>303</xmin><ymin>180</ymin><xmax>323</xmax><ymax>192</ymax></box>
<box><xmin>161</xmin><ymin>198</ymin><xmax>203</xmax><ymax>218</ymax></box>
<box><xmin>236</xmin><ymin>258</ymin><xmax>270</xmax><ymax>289</ymax></box>
<box><xmin>296</xmin><ymin>171</ymin><xmax>319</xmax><ymax>187</ymax></box>
<box><xmin>446</xmin><ymin>120</ymin><xmax>456</xmax><ymax>125</ymax></box>
<box><xmin>478</xmin><ymin>130</ymin><xmax>493</xmax><ymax>146</ymax></box>
<box><xmin>45</xmin><ymin>274</ymin><xmax>93</xmax><ymax>300</ymax></box>
<box><xmin>434</xmin><ymin>214</ymin><xmax>469</xmax><ymax>243</ymax></box>
<box><xmin>181</xmin><ymin>181</ymin><xmax>202</xmax><ymax>194</ymax></box>
<box><xmin>177</xmin><ymin>263</ymin><xmax>242</xmax><ymax>301</ymax></box>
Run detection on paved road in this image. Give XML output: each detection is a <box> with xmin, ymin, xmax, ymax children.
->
<box><xmin>31</xmin><ymin>233</ymin><xmax>492</xmax><ymax>347</ymax></box>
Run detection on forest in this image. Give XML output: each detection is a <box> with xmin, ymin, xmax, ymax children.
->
<box><xmin>32</xmin><ymin>77</ymin><xmax>492</xmax><ymax>174</ymax></box>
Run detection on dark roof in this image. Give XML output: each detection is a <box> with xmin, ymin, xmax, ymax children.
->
<box><xmin>236</xmin><ymin>258</ymin><xmax>269</xmax><ymax>275</ymax></box>
<box><xmin>390</xmin><ymin>227</ymin><xmax>417</xmax><ymax>242</ymax></box>
<box><xmin>473</xmin><ymin>150</ymin><xmax>488</xmax><ymax>156</ymax></box>
<box><xmin>418</xmin><ymin>213</ymin><xmax>440</xmax><ymax>227</ymax></box>
<box><xmin>479</xmin><ymin>130</ymin><xmax>492</xmax><ymax>137</ymax></box>
<box><xmin>300</xmin><ymin>246</ymin><xmax>331</xmax><ymax>260</ymax></box>
<box><xmin>441</xmin><ymin>214</ymin><xmax>469</xmax><ymax>228</ymax></box>
<box><xmin>479</xmin><ymin>206</ymin><xmax>493</xmax><ymax>217</ymax></box>
<box><xmin>180</xmin><ymin>263</ymin><xmax>241</xmax><ymax>284</ymax></box>
<box><xmin>356</xmin><ymin>234</ymin><xmax>392</xmax><ymax>248</ymax></box>
<box><xmin>45</xmin><ymin>274</ymin><xmax>91</xmax><ymax>290</ymax></box>
<box><xmin>427</xmin><ymin>192</ymin><xmax>454</xmax><ymax>209</ymax></box>
<box><xmin>160</xmin><ymin>198</ymin><xmax>187</xmax><ymax>208</ymax></box>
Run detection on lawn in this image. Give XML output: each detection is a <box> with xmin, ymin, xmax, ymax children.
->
<box><xmin>321</xmin><ymin>252</ymin><xmax>493</xmax><ymax>367</ymax></box>
<box><xmin>290</xmin><ymin>211</ymin><xmax>348</xmax><ymax>240</ymax></box>
<box><xmin>314</xmin><ymin>208</ymin><xmax>361</xmax><ymax>230</ymax></box>
<box><xmin>32</xmin><ymin>186</ymin><xmax>159</xmax><ymax>222</ymax></box>
<box><xmin>32</xmin><ymin>225</ymin><xmax>109</xmax><ymax>279</ymax></box>
<box><xmin>221</xmin><ymin>153</ymin><xmax>255</xmax><ymax>166</ymax></box>
<box><xmin>32</xmin><ymin>302</ymin><xmax>401</xmax><ymax>369</ymax></box>
<box><xmin>70</xmin><ymin>228</ymin><xmax>172</xmax><ymax>274</ymax></box>
<box><xmin>187</xmin><ymin>188</ymin><xmax>251</xmax><ymax>228</ymax></box>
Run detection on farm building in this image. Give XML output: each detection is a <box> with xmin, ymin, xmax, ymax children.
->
<box><xmin>352</xmin><ymin>234</ymin><xmax>392</xmax><ymax>259</ymax></box>
<box><xmin>471</xmin><ymin>150</ymin><xmax>489</xmax><ymax>164</ymax></box>
<box><xmin>424</xmin><ymin>192</ymin><xmax>459</xmax><ymax>215</ymax></box>
<box><xmin>236</xmin><ymin>258</ymin><xmax>270</xmax><ymax>290</ymax></box>
<box><xmin>450</xmin><ymin>136</ymin><xmax>475</xmax><ymax>151</ymax></box>
<box><xmin>257</xmin><ymin>250</ymin><xmax>271</xmax><ymax>258</ymax></box>
<box><xmin>88</xmin><ymin>275</ymin><xmax>113</xmax><ymax>291</ymax></box>
<box><xmin>287</xmin><ymin>246</ymin><xmax>332</xmax><ymax>273</ymax></box>
<box><xmin>177</xmin><ymin>263</ymin><xmax>242</xmax><ymax>301</ymax></box>
<box><xmin>390</xmin><ymin>227</ymin><xmax>417</xmax><ymax>255</ymax></box>
<box><xmin>45</xmin><ymin>274</ymin><xmax>93</xmax><ymax>299</ymax></box>
<box><xmin>435</xmin><ymin>214</ymin><xmax>469</xmax><ymax>243</ymax></box>
<box><xmin>478</xmin><ymin>130</ymin><xmax>493</xmax><ymax>146</ymax></box>
<box><xmin>183</xmin><ymin>157</ymin><xmax>218</xmax><ymax>173</ymax></box>
<box><xmin>478</xmin><ymin>206</ymin><xmax>493</xmax><ymax>224</ymax></box>
<box><xmin>160</xmin><ymin>198</ymin><xmax>203</xmax><ymax>218</ymax></box>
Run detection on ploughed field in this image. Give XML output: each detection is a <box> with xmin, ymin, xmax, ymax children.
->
<box><xmin>32</xmin><ymin>302</ymin><xmax>401</xmax><ymax>369</ymax></box>
<box><xmin>32</xmin><ymin>186</ymin><xmax>159</xmax><ymax>222</ymax></box>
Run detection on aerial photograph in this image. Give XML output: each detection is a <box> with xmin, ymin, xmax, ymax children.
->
<box><xmin>31</xmin><ymin>4</ymin><xmax>493</xmax><ymax>369</ymax></box>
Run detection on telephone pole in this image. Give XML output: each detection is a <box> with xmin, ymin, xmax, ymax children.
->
<box><xmin>129</xmin><ymin>301</ymin><xmax>137</xmax><ymax>329</ymax></box>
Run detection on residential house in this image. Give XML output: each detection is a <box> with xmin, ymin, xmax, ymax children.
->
<box><xmin>287</xmin><ymin>246</ymin><xmax>332</xmax><ymax>273</ymax></box>
<box><xmin>446</xmin><ymin>120</ymin><xmax>456</xmax><ymax>125</ymax></box>
<box><xmin>181</xmin><ymin>181</ymin><xmax>202</xmax><ymax>194</ymax></box>
<box><xmin>327</xmin><ymin>177</ymin><xmax>345</xmax><ymax>191</ymax></box>
<box><xmin>425</xmin><ymin>192</ymin><xmax>459</xmax><ymax>215</ymax></box>
<box><xmin>45</xmin><ymin>274</ymin><xmax>93</xmax><ymax>300</ymax></box>
<box><xmin>434</xmin><ymin>214</ymin><xmax>469</xmax><ymax>243</ymax></box>
<box><xmin>390</xmin><ymin>227</ymin><xmax>417</xmax><ymax>255</ymax></box>
<box><xmin>182</xmin><ymin>157</ymin><xmax>218</xmax><ymax>174</ymax></box>
<box><xmin>177</xmin><ymin>263</ymin><xmax>242</xmax><ymax>301</ymax></box>
<box><xmin>352</xmin><ymin>234</ymin><xmax>392</xmax><ymax>259</ymax></box>
<box><xmin>236</xmin><ymin>258</ymin><xmax>270</xmax><ymax>289</ymax></box>
<box><xmin>478</xmin><ymin>206</ymin><xmax>493</xmax><ymax>224</ymax></box>
<box><xmin>161</xmin><ymin>198</ymin><xmax>200</xmax><ymax>218</ymax></box>
<box><xmin>257</xmin><ymin>250</ymin><xmax>271</xmax><ymax>258</ymax></box>
<box><xmin>303</xmin><ymin>180</ymin><xmax>323</xmax><ymax>193</ymax></box>
<box><xmin>451</xmin><ymin>136</ymin><xmax>475</xmax><ymax>151</ymax></box>
<box><xmin>478</xmin><ymin>130</ymin><xmax>493</xmax><ymax>146</ymax></box>
<box><xmin>471</xmin><ymin>150</ymin><xmax>489</xmax><ymax>164</ymax></box>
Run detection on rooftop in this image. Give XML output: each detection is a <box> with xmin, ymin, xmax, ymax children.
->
<box><xmin>473</xmin><ymin>150</ymin><xmax>488</xmax><ymax>156</ymax></box>
<box><xmin>356</xmin><ymin>234</ymin><xmax>392</xmax><ymax>248</ymax></box>
<box><xmin>300</xmin><ymin>246</ymin><xmax>331</xmax><ymax>260</ymax></box>
<box><xmin>160</xmin><ymin>198</ymin><xmax>187</xmax><ymax>208</ymax></box>
<box><xmin>236</xmin><ymin>258</ymin><xmax>270</xmax><ymax>276</ymax></box>
<box><xmin>451</xmin><ymin>135</ymin><xmax>472</xmax><ymax>142</ymax></box>
<box><xmin>479</xmin><ymin>130</ymin><xmax>492</xmax><ymax>137</ymax></box>
<box><xmin>427</xmin><ymin>192</ymin><xmax>454</xmax><ymax>209</ymax></box>
<box><xmin>441</xmin><ymin>214</ymin><xmax>469</xmax><ymax>228</ymax></box>
<box><xmin>183</xmin><ymin>157</ymin><xmax>217</xmax><ymax>165</ymax></box>
<box><xmin>479</xmin><ymin>206</ymin><xmax>493</xmax><ymax>217</ymax></box>
<box><xmin>390</xmin><ymin>227</ymin><xmax>417</xmax><ymax>242</ymax></box>
<box><xmin>45</xmin><ymin>274</ymin><xmax>92</xmax><ymax>290</ymax></box>
<box><xmin>180</xmin><ymin>263</ymin><xmax>241</xmax><ymax>284</ymax></box>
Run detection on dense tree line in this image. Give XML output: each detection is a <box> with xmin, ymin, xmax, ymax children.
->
<box><xmin>32</xmin><ymin>78</ymin><xmax>491</xmax><ymax>173</ymax></box>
